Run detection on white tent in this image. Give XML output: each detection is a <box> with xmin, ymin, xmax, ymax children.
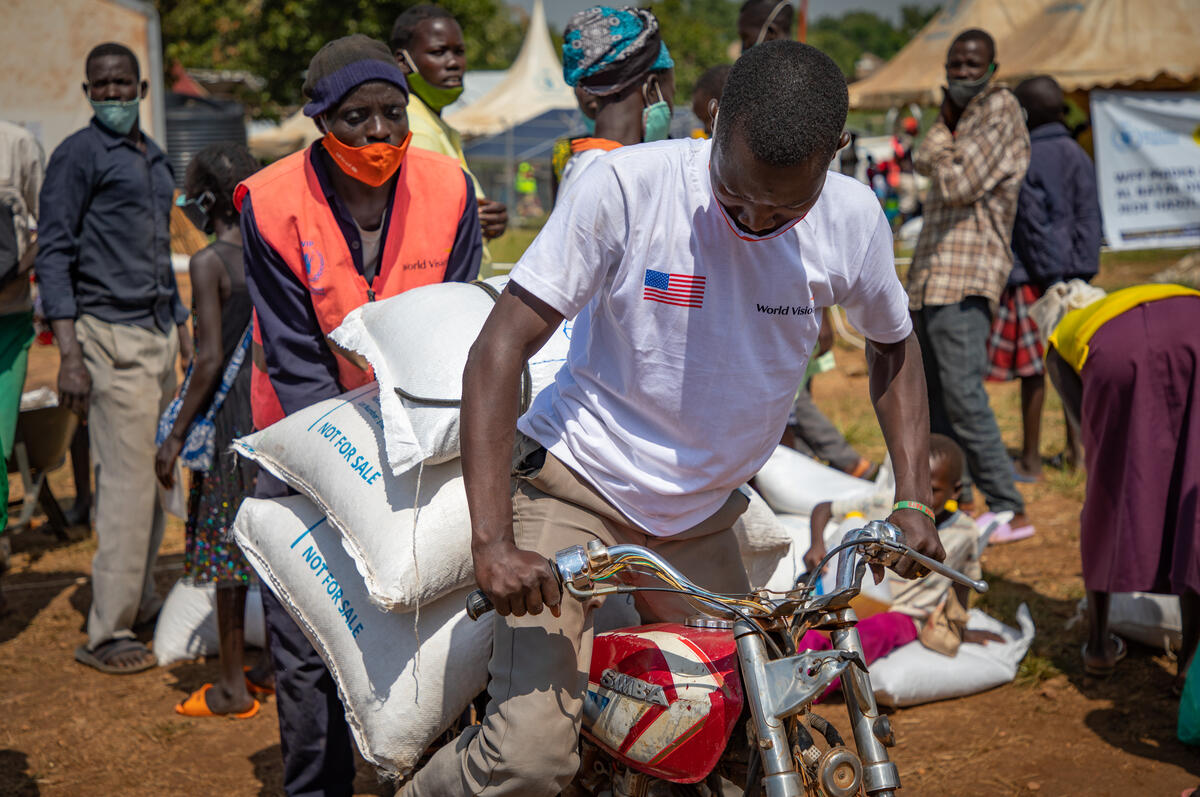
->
<box><xmin>444</xmin><ymin>0</ymin><xmax>576</xmax><ymax>137</ymax></box>
<box><xmin>442</xmin><ymin>70</ymin><xmax>506</xmax><ymax>117</ymax></box>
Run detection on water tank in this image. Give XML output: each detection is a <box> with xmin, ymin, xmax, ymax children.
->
<box><xmin>164</xmin><ymin>92</ymin><xmax>246</xmax><ymax>188</ymax></box>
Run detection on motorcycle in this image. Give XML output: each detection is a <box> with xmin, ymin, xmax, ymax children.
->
<box><xmin>466</xmin><ymin>519</ymin><xmax>988</xmax><ymax>797</ymax></box>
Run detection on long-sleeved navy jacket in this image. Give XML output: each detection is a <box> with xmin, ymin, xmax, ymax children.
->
<box><xmin>1010</xmin><ymin>122</ymin><xmax>1102</xmax><ymax>288</ymax></box>
<box><xmin>35</xmin><ymin>119</ymin><xmax>187</xmax><ymax>332</ymax></box>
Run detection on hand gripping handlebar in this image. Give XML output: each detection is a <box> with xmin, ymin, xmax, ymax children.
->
<box><xmin>465</xmin><ymin>520</ymin><xmax>986</xmax><ymax>620</ymax></box>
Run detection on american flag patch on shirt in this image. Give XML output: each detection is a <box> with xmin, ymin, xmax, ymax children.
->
<box><xmin>643</xmin><ymin>269</ymin><xmax>705</xmax><ymax>308</ymax></box>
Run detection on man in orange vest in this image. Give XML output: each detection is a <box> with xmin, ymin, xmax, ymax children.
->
<box><xmin>236</xmin><ymin>35</ymin><xmax>481</xmax><ymax>796</ymax></box>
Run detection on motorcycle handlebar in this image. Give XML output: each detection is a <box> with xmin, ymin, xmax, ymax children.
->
<box><xmin>465</xmin><ymin>520</ymin><xmax>987</xmax><ymax>621</ymax></box>
<box><xmin>898</xmin><ymin>545</ymin><xmax>989</xmax><ymax>593</ymax></box>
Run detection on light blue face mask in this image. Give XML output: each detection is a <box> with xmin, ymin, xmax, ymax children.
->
<box><xmin>642</xmin><ymin>79</ymin><xmax>671</xmax><ymax>142</ymax></box>
<box><xmin>582</xmin><ymin>116</ymin><xmax>596</xmax><ymax>135</ymax></box>
<box><xmin>89</xmin><ymin>98</ymin><xmax>141</xmax><ymax>135</ymax></box>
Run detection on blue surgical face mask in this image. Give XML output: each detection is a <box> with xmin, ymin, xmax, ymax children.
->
<box><xmin>89</xmin><ymin>98</ymin><xmax>141</xmax><ymax>135</ymax></box>
<box><xmin>582</xmin><ymin>116</ymin><xmax>596</xmax><ymax>135</ymax></box>
<box><xmin>176</xmin><ymin>190</ymin><xmax>216</xmax><ymax>234</ymax></box>
<box><xmin>643</xmin><ymin>101</ymin><xmax>671</xmax><ymax>142</ymax></box>
<box><xmin>641</xmin><ymin>79</ymin><xmax>671</xmax><ymax>143</ymax></box>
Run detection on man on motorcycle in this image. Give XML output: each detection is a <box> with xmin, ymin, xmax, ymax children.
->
<box><xmin>401</xmin><ymin>40</ymin><xmax>946</xmax><ymax>797</ymax></box>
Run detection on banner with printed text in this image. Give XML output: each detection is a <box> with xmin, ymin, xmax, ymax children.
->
<box><xmin>1091</xmin><ymin>91</ymin><xmax>1200</xmax><ymax>250</ymax></box>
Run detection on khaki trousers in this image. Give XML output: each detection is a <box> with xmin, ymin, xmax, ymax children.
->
<box><xmin>403</xmin><ymin>450</ymin><xmax>750</xmax><ymax>797</ymax></box>
<box><xmin>76</xmin><ymin>315</ymin><xmax>177</xmax><ymax>649</ymax></box>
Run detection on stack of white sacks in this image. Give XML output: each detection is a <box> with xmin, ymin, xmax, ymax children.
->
<box><xmin>228</xmin><ymin>277</ymin><xmax>1037</xmax><ymax>773</ymax></box>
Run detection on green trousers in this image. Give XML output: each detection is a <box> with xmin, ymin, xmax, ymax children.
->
<box><xmin>0</xmin><ymin>312</ymin><xmax>34</xmax><ymax>531</ymax></box>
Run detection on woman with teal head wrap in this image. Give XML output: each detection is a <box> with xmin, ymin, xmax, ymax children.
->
<box><xmin>553</xmin><ymin>6</ymin><xmax>676</xmax><ymax>200</ymax></box>
<box><xmin>562</xmin><ymin>6</ymin><xmax>674</xmax><ymax>96</ymax></box>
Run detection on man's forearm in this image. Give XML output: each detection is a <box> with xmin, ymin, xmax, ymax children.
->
<box><xmin>50</xmin><ymin>318</ymin><xmax>81</xmax><ymax>360</ymax></box>
<box><xmin>461</xmin><ymin>332</ymin><xmax>526</xmax><ymax>553</ymax></box>
<box><xmin>866</xmin><ymin>332</ymin><xmax>932</xmax><ymax>506</ymax></box>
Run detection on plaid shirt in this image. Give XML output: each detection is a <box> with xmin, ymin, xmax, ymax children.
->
<box><xmin>907</xmin><ymin>86</ymin><xmax>1030</xmax><ymax>309</ymax></box>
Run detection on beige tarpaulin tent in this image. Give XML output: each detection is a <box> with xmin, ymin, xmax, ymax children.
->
<box><xmin>848</xmin><ymin>0</ymin><xmax>1047</xmax><ymax>109</ymax></box>
<box><xmin>997</xmin><ymin>0</ymin><xmax>1200</xmax><ymax>92</ymax></box>
<box><xmin>248</xmin><ymin>108</ymin><xmax>322</xmax><ymax>162</ymax></box>
<box><xmin>444</xmin><ymin>0</ymin><xmax>576</xmax><ymax>137</ymax></box>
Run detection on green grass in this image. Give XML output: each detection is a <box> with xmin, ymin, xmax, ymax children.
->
<box><xmin>484</xmin><ymin>226</ymin><xmax>541</xmax><ymax>273</ymax></box>
<box><xmin>1014</xmin><ymin>650</ymin><xmax>1065</xmax><ymax>688</ymax></box>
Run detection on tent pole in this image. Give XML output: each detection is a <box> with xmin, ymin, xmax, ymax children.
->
<box><xmin>505</xmin><ymin>117</ymin><xmax>516</xmax><ymax>215</ymax></box>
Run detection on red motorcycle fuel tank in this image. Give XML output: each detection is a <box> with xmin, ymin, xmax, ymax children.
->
<box><xmin>581</xmin><ymin>622</ymin><xmax>743</xmax><ymax>783</ymax></box>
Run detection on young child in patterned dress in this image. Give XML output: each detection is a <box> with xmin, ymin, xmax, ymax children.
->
<box><xmin>155</xmin><ymin>143</ymin><xmax>270</xmax><ymax>717</ymax></box>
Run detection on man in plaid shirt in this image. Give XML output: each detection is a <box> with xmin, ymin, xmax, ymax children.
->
<box><xmin>906</xmin><ymin>28</ymin><xmax>1033</xmax><ymax>541</ymax></box>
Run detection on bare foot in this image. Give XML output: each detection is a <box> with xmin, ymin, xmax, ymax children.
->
<box><xmin>1014</xmin><ymin>458</ymin><xmax>1042</xmax><ymax>481</ymax></box>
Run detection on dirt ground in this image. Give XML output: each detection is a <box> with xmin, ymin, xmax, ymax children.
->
<box><xmin>3</xmin><ymin>253</ymin><xmax>1198</xmax><ymax>796</ymax></box>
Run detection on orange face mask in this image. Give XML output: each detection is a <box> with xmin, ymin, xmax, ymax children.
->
<box><xmin>322</xmin><ymin>130</ymin><xmax>411</xmax><ymax>187</ymax></box>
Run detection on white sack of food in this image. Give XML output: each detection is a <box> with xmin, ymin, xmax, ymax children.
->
<box><xmin>763</xmin><ymin>514</ymin><xmax>895</xmax><ymax>601</ymax></box>
<box><xmin>1080</xmin><ymin>592</ymin><xmax>1182</xmax><ymax>651</ymax></box>
<box><xmin>232</xmin><ymin>495</ymin><xmax>491</xmax><ymax>775</ymax></box>
<box><xmin>762</xmin><ymin>513</ymin><xmax>811</xmax><ymax>592</ymax></box>
<box><xmin>871</xmin><ymin>604</ymin><xmax>1035</xmax><ymax>708</ymax></box>
<box><xmin>153</xmin><ymin>580</ymin><xmax>265</xmax><ymax>666</ymax></box>
<box><xmin>754</xmin><ymin>445</ymin><xmax>878</xmax><ymax>516</ymax></box>
<box><xmin>232</xmin><ymin>384</ymin><xmax>472</xmax><ymax>612</ymax></box>
<box><xmin>818</xmin><ymin>516</ymin><xmax>894</xmax><ymax>604</ymax></box>
<box><xmin>330</xmin><ymin>276</ymin><xmax>572</xmax><ymax>475</ymax></box>
<box><xmin>732</xmin><ymin>486</ymin><xmax>796</xmax><ymax>588</ymax></box>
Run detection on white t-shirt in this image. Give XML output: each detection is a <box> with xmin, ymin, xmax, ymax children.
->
<box><xmin>512</xmin><ymin>138</ymin><xmax>911</xmax><ymax>535</ymax></box>
<box><xmin>557</xmin><ymin>147</ymin><xmax>607</xmax><ymax>198</ymax></box>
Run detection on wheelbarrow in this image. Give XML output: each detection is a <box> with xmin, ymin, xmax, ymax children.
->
<box><xmin>6</xmin><ymin>403</ymin><xmax>79</xmax><ymax>540</ymax></box>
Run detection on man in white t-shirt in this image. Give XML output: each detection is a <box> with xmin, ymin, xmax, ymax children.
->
<box><xmin>402</xmin><ymin>41</ymin><xmax>945</xmax><ymax>797</ymax></box>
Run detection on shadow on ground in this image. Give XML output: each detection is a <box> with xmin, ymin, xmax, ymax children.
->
<box><xmin>64</xmin><ymin>551</ymin><xmax>186</xmax><ymax>636</ymax></box>
<box><xmin>0</xmin><ymin>568</ymin><xmax>84</xmax><ymax>645</ymax></box>
<box><xmin>0</xmin><ymin>749</ymin><xmax>40</xmax><ymax>796</ymax></box>
<box><xmin>978</xmin><ymin>571</ymin><xmax>1199</xmax><ymax>778</ymax></box>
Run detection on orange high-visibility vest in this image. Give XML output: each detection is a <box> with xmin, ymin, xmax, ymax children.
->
<box><xmin>236</xmin><ymin>146</ymin><xmax>469</xmax><ymax>428</ymax></box>
<box><xmin>249</xmin><ymin>311</ymin><xmax>284</xmax><ymax>432</ymax></box>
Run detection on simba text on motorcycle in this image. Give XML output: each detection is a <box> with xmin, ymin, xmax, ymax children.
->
<box><xmin>401</xmin><ymin>41</ymin><xmax>946</xmax><ymax>797</ymax></box>
<box><xmin>236</xmin><ymin>34</ymin><xmax>481</xmax><ymax>797</ymax></box>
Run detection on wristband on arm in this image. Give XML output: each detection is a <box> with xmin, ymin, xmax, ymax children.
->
<box><xmin>892</xmin><ymin>500</ymin><xmax>935</xmax><ymax>523</ymax></box>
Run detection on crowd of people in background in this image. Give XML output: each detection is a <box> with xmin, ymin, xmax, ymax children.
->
<box><xmin>0</xmin><ymin>1</ymin><xmax>1196</xmax><ymax>794</ymax></box>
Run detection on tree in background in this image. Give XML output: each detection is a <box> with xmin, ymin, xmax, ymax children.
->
<box><xmin>156</xmin><ymin>0</ymin><xmax>524</xmax><ymax>116</ymax></box>
<box><xmin>158</xmin><ymin>1</ymin><xmax>940</xmax><ymax>117</ymax></box>
<box><xmin>643</xmin><ymin>0</ymin><xmax>738</xmax><ymax>101</ymax></box>
<box><xmin>638</xmin><ymin>2</ymin><xmax>938</xmax><ymax>103</ymax></box>
<box><xmin>808</xmin><ymin>5</ymin><xmax>940</xmax><ymax>78</ymax></box>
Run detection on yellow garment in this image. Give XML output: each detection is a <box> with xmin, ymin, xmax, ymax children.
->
<box><xmin>406</xmin><ymin>94</ymin><xmax>482</xmax><ymax>198</ymax></box>
<box><xmin>405</xmin><ymin>93</ymin><xmax>492</xmax><ymax>267</ymax></box>
<box><xmin>1050</xmin><ymin>283</ymin><xmax>1200</xmax><ymax>372</ymax></box>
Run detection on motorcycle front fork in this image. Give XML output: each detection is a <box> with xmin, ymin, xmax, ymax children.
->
<box><xmin>735</xmin><ymin>611</ymin><xmax>900</xmax><ymax>797</ymax></box>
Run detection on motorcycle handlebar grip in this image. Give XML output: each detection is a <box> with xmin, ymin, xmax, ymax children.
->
<box><xmin>903</xmin><ymin>548</ymin><xmax>989</xmax><ymax>593</ymax></box>
<box><xmin>466</xmin><ymin>589</ymin><xmax>494</xmax><ymax>621</ymax></box>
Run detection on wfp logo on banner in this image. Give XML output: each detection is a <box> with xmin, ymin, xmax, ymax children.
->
<box><xmin>1111</xmin><ymin>125</ymin><xmax>1183</xmax><ymax>153</ymax></box>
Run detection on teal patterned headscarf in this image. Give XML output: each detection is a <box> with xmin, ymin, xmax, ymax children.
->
<box><xmin>563</xmin><ymin>6</ymin><xmax>674</xmax><ymax>96</ymax></box>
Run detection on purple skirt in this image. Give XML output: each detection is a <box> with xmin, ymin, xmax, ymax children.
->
<box><xmin>1080</xmin><ymin>295</ymin><xmax>1200</xmax><ymax>595</ymax></box>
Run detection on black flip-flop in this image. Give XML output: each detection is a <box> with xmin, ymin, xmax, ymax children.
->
<box><xmin>74</xmin><ymin>638</ymin><xmax>157</xmax><ymax>674</ymax></box>
<box><xmin>1081</xmin><ymin>634</ymin><xmax>1127</xmax><ymax>677</ymax></box>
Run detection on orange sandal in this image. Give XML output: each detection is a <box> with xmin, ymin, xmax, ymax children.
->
<box><xmin>175</xmin><ymin>683</ymin><xmax>260</xmax><ymax>719</ymax></box>
<box><xmin>244</xmin><ymin>666</ymin><xmax>274</xmax><ymax>696</ymax></box>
